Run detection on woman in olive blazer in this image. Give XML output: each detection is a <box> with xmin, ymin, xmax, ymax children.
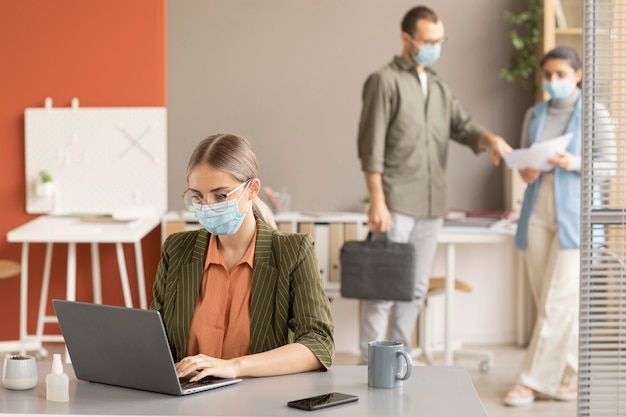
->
<box><xmin>151</xmin><ymin>218</ymin><xmax>335</xmax><ymax>367</ymax></box>
<box><xmin>150</xmin><ymin>133</ymin><xmax>334</xmax><ymax>381</ymax></box>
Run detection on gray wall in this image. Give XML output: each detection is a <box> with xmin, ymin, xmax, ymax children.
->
<box><xmin>168</xmin><ymin>0</ymin><xmax>532</xmax><ymax>213</ymax></box>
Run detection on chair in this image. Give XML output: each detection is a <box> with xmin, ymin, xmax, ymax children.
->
<box><xmin>0</xmin><ymin>259</ymin><xmax>20</xmax><ymax>279</ymax></box>
<box><xmin>413</xmin><ymin>276</ymin><xmax>494</xmax><ymax>373</ymax></box>
<box><xmin>0</xmin><ymin>259</ymin><xmax>23</xmax><ymax>355</ymax></box>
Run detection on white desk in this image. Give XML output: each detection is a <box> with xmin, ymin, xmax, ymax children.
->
<box><xmin>3</xmin><ymin>216</ymin><xmax>161</xmax><ymax>355</ymax></box>
<box><xmin>437</xmin><ymin>224</ymin><xmax>515</xmax><ymax>366</ymax></box>
<box><xmin>0</xmin><ymin>363</ymin><xmax>486</xmax><ymax>416</ymax></box>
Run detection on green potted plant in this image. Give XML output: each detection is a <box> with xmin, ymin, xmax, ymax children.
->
<box><xmin>35</xmin><ymin>170</ymin><xmax>55</xmax><ymax>197</ymax></box>
<box><xmin>499</xmin><ymin>0</ymin><xmax>543</xmax><ymax>91</ymax></box>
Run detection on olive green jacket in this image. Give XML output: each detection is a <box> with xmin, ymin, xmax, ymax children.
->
<box><xmin>357</xmin><ymin>56</ymin><xmax>486</xmax><ymax>217</ymax></box>
<box><xmin>150</xmin><ymin>218</ymin><xmax>335</xmax><ymax>369</ymax></box>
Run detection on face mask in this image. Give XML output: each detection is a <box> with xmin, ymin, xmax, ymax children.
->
<box><xmin>412</xmin><ymin>43</ymin><xmax>441</xmax><ymax>67</ymax></box>
<box><xmin>542</xmin><ymin>78</ymin><xmax>574</xmax><ymax>100</ymax></box>
<box><xmin>194</xmin><ymin>182</ymin><xmax>251</xmax><ymax>235</ymax></box>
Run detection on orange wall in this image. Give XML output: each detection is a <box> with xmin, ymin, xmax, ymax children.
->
<box><xmin>0</xmin><ymin>0</ymin><xmax>166</xmax><ymax>341</ymax></box>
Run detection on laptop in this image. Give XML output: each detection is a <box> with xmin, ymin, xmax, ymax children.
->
<box><xmin>52</xmin><ymin>299</ymin><xmax>242</xmax><ymax>396</ymax></box>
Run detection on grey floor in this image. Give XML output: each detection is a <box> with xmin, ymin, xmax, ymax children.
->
<box><xmin>35</xmin><ymin>343</ymin><xmax>576</xmax><ymax>416</ymax></box>
<box><xmin>336</xmin><ymin>344</ymin><xmax>577</xmax><ymax>417</ymax></box>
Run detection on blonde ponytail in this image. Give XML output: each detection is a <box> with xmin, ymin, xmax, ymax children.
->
<box><xmin>252</xmin><ymin>197</ymin><xmax>277</xmax><ymax>229</ymax></box>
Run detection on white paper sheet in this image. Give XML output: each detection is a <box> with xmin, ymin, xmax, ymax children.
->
<box><xmin>503</xmin><ymin>133</ymin><xmax>574</xmax><ymax>171</ymax></box>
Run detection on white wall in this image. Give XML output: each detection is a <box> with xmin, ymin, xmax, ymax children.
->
<box><xmin>167</xmin><ymin>0</ymin><xmax>532</xmax><ymax>213</ymax></box>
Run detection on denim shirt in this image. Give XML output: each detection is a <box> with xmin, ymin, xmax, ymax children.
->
<box><xmin>515</xmin><ymin>95</ymin><xmax>582</xmax><ymax>250</ymax></box>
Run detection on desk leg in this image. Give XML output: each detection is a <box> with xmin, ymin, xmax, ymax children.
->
<box><xmin>91</xmin><ymin>243</ymin><xmax>102</xmax><ymax>304</ymax></box>
<box><xmin>115</xmin><ymin>243</ymin><xmax>133</xmax><ymax>308</ymax></box>
<box><xmin>35</xmin><ymin>243</ymin><xmax>54</xmax><ymax>339</ymax></box>
<box><xmin>62</xmin><ymin>243</ymin><xmax>76</xmax><ymax>365</ymax></box>
<box><xmin>134</xmin><ymin>241</ymin><xmax>147</xmax><ymax>309</ymax></box>
<box><xmin>66</xmin><ymin>243</ymin><xmax>77</xmax><ymax>301</ymax></box>
<box><xmin>18</xmin><ymin>243</ymin><xmax>30</xmax><ymax>355</ymax></box>
<box><xmin>444</xmin><ymin>243</ymin><xmax>456</xmax><ymax>366</ymax></box>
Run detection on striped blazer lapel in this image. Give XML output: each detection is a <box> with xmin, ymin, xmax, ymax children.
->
<box><xmin>250</xmin><ymin>220</ymin><xmax>279</xmax><ymax>353</ymax></box>
<box><xmin>173</xmin><ymin>229</ymin><xmax>208</xmax><ymax>352</ymax></box>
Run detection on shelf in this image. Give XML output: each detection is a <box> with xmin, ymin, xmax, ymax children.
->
<box><xmin>556</xmin><ymin>27</ymin><xmax>582</xmax><ymax>36</ymax></box>
<box><xmin>539</xmin><ymin>0</ymin><xmax>583</xmax><ymax>91</ymax></box>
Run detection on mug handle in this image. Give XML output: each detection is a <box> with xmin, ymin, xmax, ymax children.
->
<box><xmin>395</xmin><ymin>350</ymin><xmax>413</xmax><ymax>381</ymax></box>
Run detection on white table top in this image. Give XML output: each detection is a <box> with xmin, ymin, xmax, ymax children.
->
<box><xmin>165</xmin><ymin>210</ymin><xmax>516</xmax><ymax>241</ymax></box>
<box><xmin>7</xmin><ymin>216</ymin><xmax>162</xmax><ymax>244</ymax></box>
<box><xmin>0</xmin><ymin>363</ymin><xmax>486</xmax><ymax>417</ymax></box>
<box><xmin>438</xmin><ymin>224</ymin><xmax>515</xmax><ymax>244</ymax></box>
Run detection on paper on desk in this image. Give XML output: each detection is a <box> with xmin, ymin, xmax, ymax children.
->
<box><xmin>503</xmin><ymin>133</ymin><xmax>573</xmax><ymax>171</ymax></box>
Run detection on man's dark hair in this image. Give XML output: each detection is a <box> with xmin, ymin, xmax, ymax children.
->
<box><xmin>401</xmin><ymin>6</ymin><xmax>439</xmax><ymax>35</ymax></box>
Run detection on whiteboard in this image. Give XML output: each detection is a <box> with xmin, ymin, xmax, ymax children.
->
<box><xmin>24</xmin><ymin>103</ymin><xmax>167</xmax><ymax>216</ymax></box>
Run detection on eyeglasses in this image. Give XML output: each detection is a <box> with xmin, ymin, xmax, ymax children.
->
<box><xmin>408</xmin><ymin>34</ymin><xmax>448</xmax><ymax>48</ymax></box>
<box><xmin>181</xmin><ymin>179</ymin><xmax>252</xmax><ymax>212</ymax></box>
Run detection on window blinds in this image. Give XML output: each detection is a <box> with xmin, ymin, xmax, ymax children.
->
<box><xmin>580</xmin><ymin>0</ymin><xmax>626</xmax><ymax>415</ymax></box>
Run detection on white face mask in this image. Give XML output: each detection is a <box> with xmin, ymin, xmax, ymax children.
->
<box><xmin>412</xmin><ymin>43</ymin><xmax>441</xmax><ymax>67</ymax></box>
<box><xmin>542</xmin><ymin>78</ymin><xmax>575</xmax><ymax>100</ymax></box>
<box><xmin>193</xmin><ymin>180</ymin><xmax>251</xmax><ymax>235</ymax></box>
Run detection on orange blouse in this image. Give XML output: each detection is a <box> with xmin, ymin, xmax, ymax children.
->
<box><xmin>187</xmin><ymin>230</ymin><xmax>256</xmax><ymax>359</ymax></box>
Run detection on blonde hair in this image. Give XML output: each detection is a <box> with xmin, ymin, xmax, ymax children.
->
<box><xmin>187</xmin><ymin>133</ymin><xmax>277</xmax><ymax>228</ymax></box>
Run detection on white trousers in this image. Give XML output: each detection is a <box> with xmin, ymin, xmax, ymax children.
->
<box><xmin>359</xmin><ymin>212</ymin><xmax>443</xmax><ymax>363</ymax></box>
<box><xmin>518</xmin><ymin>173</ymin><xmax>579</xmax><ymax>396</ymax></box>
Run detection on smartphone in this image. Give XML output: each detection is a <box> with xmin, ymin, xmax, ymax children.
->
<box><xmin>287</xmin><ymin>392</ymin><xmax>359</xmax><ymax>411</ymax></box>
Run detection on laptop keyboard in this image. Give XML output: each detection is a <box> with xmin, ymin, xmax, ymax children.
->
<box><xmin>179</xmin><ymin>375</ymin><xmax>225</xmax><ymax>390</ymax></box>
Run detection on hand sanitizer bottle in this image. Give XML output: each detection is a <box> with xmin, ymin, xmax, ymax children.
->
<box><xmin>46</xmin><ymin>354</ymin><xmax>69</xmax><ymax>402</ymax></box>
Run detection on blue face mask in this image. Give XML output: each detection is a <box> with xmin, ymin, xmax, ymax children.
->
<box><xmin>412</xmin><ymin>43</ymin><xmax>441</xmax><ymax>67</ymax></box>
<box><xmin>542</xmin><ymin>78</ymin><xmax>574</xmax><ymax>100</ymax></box>
<box><xmin>194</xmin><ymin>181</ymin><xmax>251</xmax><ymax>235</ymax></box>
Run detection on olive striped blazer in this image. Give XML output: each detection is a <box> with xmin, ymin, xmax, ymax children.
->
<box><xmin>150</xmin><ymin>218</ymin><xmax>335</xmax><ymax>369</ymax></box>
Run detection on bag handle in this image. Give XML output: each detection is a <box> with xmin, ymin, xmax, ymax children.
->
<box><xmin>366</xmin><ymin>231</ymin><xmax>390</xmax><ymax>242</ymax></box>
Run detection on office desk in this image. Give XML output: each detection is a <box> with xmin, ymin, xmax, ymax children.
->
<box><xmin>437</xmin><ymin>225</ymin><xmax>515</xmax><ymax>366</ymax></box>
<box><xmin>0</xmin><ymin>364</ymin><xmax>486</xmax><ymax>416</ymax></box>
<box><xmin>3</xmin><ymin>216</ymin><xmax>161</xmax><ymax>355</ymax></box>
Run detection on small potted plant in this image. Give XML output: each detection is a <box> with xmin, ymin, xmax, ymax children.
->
<box><xmin>35</xmin><ymin>170</ymin><xmax>55</xmax><ymax>197</ymax></box>
<box><xmin>2</xmin><ymin>354</ymin><xmax>38</xmax><ymax>390</ymax></box>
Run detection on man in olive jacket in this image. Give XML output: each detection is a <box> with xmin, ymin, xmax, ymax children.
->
<box><xmin>357</xmin><ymin>5</ymin><xmax>510</xmax><ymax>363</ymax></box>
